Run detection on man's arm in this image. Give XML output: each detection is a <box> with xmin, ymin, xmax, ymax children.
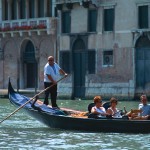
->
<box><xmin>59</xmin><ymin>69</ymin><xmax>68</xmax><ymax>77</ymax></box>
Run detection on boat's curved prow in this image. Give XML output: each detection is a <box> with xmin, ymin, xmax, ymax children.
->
<box><xmin>8</xmin><ymin>79</ymin><xmax>67</xmax><ymax>116</ymax></box>
<box><xmin>8</xmin><ymin>78</ymin><xmax>16</xmax><ymax>94</ymax></box>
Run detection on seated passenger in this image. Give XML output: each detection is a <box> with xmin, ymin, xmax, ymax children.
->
<box><xmin>130</xmin><ymin>94</ymin><xmax>150</xmax><ymax>120</ymax></box>
<box><xmin>106</xmin><ymin>97</ymin><xmax>122</xmax><ymax>118</ymax></box>
<box><xmin>91</xmin><ymin>96</ymin><xmax>108</xmax><ymax>116</ymax></box>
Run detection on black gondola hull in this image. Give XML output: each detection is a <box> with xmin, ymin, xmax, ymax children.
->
<box><xmin>24</xmin><ymin>105</ymin><xmax>150</xmax><ymax>133</ymax></box>
<box><xmin>8</xmin><ymin>81</ymin><xmax>150</xmax><ymax>133</ymax></box>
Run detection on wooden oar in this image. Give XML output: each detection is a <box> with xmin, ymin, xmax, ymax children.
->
<box><xmin>0</xmin><ymin>76</ymin><xmax>67</xmax><ymax>124</ymax></box>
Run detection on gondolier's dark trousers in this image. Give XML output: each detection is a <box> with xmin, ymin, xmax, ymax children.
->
<box><xmin>44</xmin><ymin>82</ymin><xmax>57</xmax><ymax>107</ymax></box>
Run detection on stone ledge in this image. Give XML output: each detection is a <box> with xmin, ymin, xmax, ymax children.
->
<box><xmin>0</xmin><ymin>89</ymin><xmax>44</xmax><ymax>98</ymax></box>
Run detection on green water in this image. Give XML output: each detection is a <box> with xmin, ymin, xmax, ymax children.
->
<box><xmin>0</xmin><ymin>99</ymin><xmax>150</xmax><ymax>150</ymax></box>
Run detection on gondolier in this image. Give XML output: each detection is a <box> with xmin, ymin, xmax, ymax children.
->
<box><xmin>44</xmin><ymin>56</ymin><xmax>68</xmax><ymax>108</ymax></box>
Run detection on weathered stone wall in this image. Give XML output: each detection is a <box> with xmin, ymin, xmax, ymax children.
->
<box><xmin>0</xmin><ymin>34</ymin><xmax>56</xmax><ymax>89</ymax></box>
<box><xmin>58</xmin><ymin>0</ymin><xmax>139</xmax><ymax>99</ymax></box>
<box><xmin>0</xmin><ymin>0</ymin><xmax>149</xmax><ymax>99</ymax></box>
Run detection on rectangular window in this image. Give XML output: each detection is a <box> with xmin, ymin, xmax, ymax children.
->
<box><xmin>38</xmin><ymin>0</ymin><xmax>44</xmax><ymax>17</ymax></box>
<box><xmin>104</xmin><ymin>8</ymin><xmax>114</xmax><ymax>31</ymax></box>
<box><xmin>20</xmin><ymin>0</ymin><xmax>26</xmax><ymax>19</ymax></box>
<box><xmin>60</xmin><ymin>51</ymin><xmax>71</xmax><ymax>74</ymax></box>
<box><xmin>138</xmin><ymin>5</ymin><xmax>148</xmax><ymax>29</ymax></box>
<box><xmin>4</xmin><ymin>0</ymin><xmax>8</xmax><ymax>20</ymax></box>
<box><xmin>103</xmin><ymin>50</ymin><xmax>113</xmax><ymax>66</ymax></box>
<box><xmin>47</xmin><ymin>0</ymin><xmax>52</xmax><ymax>17</ymax></box>
<box><xmin>12</xmin><ymin>0</ymin><xmax>17</xmax><ymax>20</ymax></box>
<box><xmin>55</xmin><ymin>7</ymin><xmax>57</xmax><ymax>17</ymax></box>
<box><xmin>88</xmin><ymin>9</ymin><xmax>97</xmax><ymax>32</ymax></box>
<box><xmin>62</xmin><ymin>11</ymin><xmax>71</xmax><ymax>33</ymax></box>
<box><xmin>29</xmin><ymin>0</ymin><xmax>35</xmax><ymax>18</ymax></box>
<box><xmin>88</xmin><ymin>50</ymin><xmax>96</xmax><ymax>74</ymax></box>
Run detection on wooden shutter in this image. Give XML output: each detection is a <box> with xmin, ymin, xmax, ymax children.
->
<box><xmin>12</xmin><ymin>0</ymin><xmax>17</xmax><ymax>20</ymax></box>
<box><xmin>88</xmin><ymin>9</ymin><xmax>97</xmax><ymax>32</ymax></box>
<box><xmin>29</xmin><ymin>0</ymin><xmax>35</xmax><ymax>18</ymax></box>
<box><xmin>88</xmin><ymin>50</ymin><xmax>95</xmax><ymax>74</ymax></box>
<box><xmin>104</xmin><ymin>8</ymin><xmax>114</xmax><ymax>31</ymax></box>
<box><xmin>138</xmin><ymin>6</ymin><xmax>148</xmax><ymax>29</ymax></box>
<box><xmin>47</xmin><ymin>0</ymin><xmax>52</xmax><ymax>17</ymax></box>
<box><xmin>3</xmin><ymin>0</ymin><xmax>8</xmax><ymax>20</ymax></box>
<box><xmin>38</xmin><ymin>0</ymin><xmax>44</xmax><ymax>17</ymax></box>
<box><xmin>60</xmin><ymin>51</ymin><xmax>71</xmax><ymax>74</ymax></box>
<box><xmin>20</xmin><ymin>0</ymin><xmax>26</xmax><ymax>19</ymax></box>
<box><xmin>62</xmin><ymin>11</ymin><xmax>71</xmax><ymax>33</ymax></box>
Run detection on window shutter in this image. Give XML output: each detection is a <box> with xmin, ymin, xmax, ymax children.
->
<box><xmin>60</xmin><ymin>51</ymin><xmax>71</xmax><ymax>73</ymax></box>
<box><xmin>12</xmin><ymin>0</ymin><xmax>17</xmax><ymax>20</ymax></box>
<box><xmin>138</xmin><ymin>6</ymin><xmax>148</xmax><ymax>29</ymax></box>
<box><xmin>47</xmin><ymin>0</ymin><xmax>52</xmax><ymax>17</ymax></box>
<box><xmin>104</xmin><ymin>8</ymin><xmax>114</xmax><ymax>31</ymax></box>
<box><xmin>88</xmin><ymin>9</ymin><xmax>97</xmax><ymax>32</ymax></box>
<box><xmin>88</xmin><ymin>50</ymin><xmax>95</xmax><ymax>74</ymax></box>
<box><xmin>20</xmin><ymin>0</ymin><xmax>26</xmax><ymax>19</ymax></box>
<box><xmin>62</xmin><ymin>11</ymin><xmax>71</xmax><ymax>33</ymax></box>
<box><xmin>38</xmin><ymin>0</ymin><xmax>44</xmax><ymax>17</ymax></box>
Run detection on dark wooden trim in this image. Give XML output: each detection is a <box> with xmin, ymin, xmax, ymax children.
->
<box><xmin>66</xmin><ymin>3</ymin><xmax>73</xmax><ymax>9</ymax></box>
<box><xmin>56</xmin><ymin>4</ymin><xmax>62</xmax><ymax>10</ymax></box>
<box><xmin>82</xmin><ymin>1</ymin><xmax>89</xmax><ymax>8</ymax></box>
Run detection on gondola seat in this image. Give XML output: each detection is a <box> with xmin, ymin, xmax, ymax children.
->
<box><xmin>88</xmin><ymin>103</ymin><xmax>95</xmax><ymax>113</ymax></box>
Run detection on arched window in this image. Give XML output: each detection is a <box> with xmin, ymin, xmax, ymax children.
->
<box><xmin>23</xmin><ymin>41</ymin><xmax>36</xmax><ymax>63</ymax></box>
<box><xmin>73</xmin><ymin>38</ymin><xmax>85</xmax><ymax>50</ymax></box>
<box><xmin>23</xmin><ymin>41</ymin><xmax>37</xmax><ymax>88</ymax></box>
<box><xmin>136</xmin><ymin>35</ymin><xmax>150</xmax><ymax>48</ymax></box>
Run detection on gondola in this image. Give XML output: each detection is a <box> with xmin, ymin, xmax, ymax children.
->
<box><xmin>8</xmin><ymin>80</ymin><xmax>150</xmax><ymax>133</ymax></box>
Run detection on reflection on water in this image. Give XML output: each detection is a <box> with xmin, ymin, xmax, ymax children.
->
<box><xmin>0</xmin><ymin>99</ymin><xmax>150</xmax><ymax>150</ymax></box>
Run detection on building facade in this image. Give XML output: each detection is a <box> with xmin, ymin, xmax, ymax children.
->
<box><xmin>0</xmin><ymin>0</ymin><xmax>150</xmax><ymax>100</ymax></box>
<box><xmin>0</xmin><ymin>0</ymin><xmax>58</xmax><ymax>91</ymax></box>
<box><xmin>55</xmin><ymin>0</ymin><xmax>150</xmax><ymax>99</ymax></box>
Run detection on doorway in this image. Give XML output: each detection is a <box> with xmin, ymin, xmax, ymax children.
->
<box><xmin>72</xmin><ymin>38</ymin><xmax>86</xmax><ymax>99</ymax></box>
<box><xmin>135</xmin><ymin>36</ymin><xmax>150</xmax><ymax>92</ymax></box>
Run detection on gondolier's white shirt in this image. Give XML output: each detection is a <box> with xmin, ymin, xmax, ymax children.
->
<box><xmin>44</xmin><ymin>62</ymin><xmax>61</xmax><ymax>82</ymax></box>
